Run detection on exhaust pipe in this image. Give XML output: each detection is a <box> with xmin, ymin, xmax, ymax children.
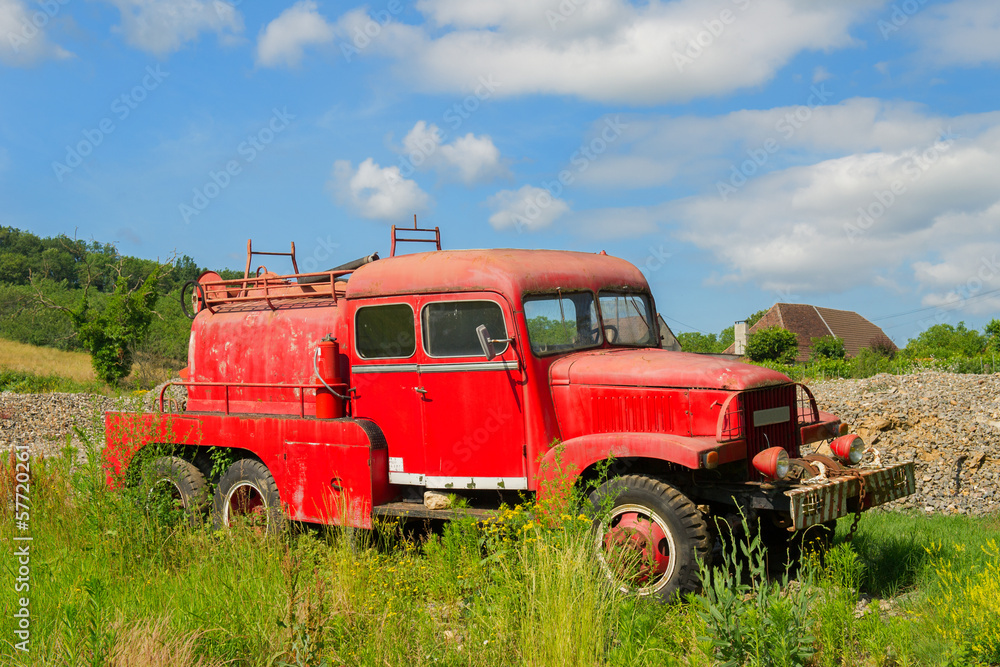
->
<box><xmin>297</xmin><ymin>252</ymin><xmax>379</xmax><ymax>284</ymax></box>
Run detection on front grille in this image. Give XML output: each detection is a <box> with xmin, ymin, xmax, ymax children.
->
<box><xmin>741</xmin><ymin>385</ymin><xmax>799</xmax><ymax>479</ymax></box>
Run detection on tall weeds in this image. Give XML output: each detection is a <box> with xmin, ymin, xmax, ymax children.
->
<box><xmin>1</xmin><ymin>431</ymin><xmax>998</xmax><ymax>666</ymax></box>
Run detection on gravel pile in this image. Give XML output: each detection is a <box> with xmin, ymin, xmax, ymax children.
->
<box><xmin>0</xmin><ymin>392</ymin><xmax>140</xmax><ymax>462</ymax></box>
<box><xmin>1</xmin><ymin>371</ymin><xmax>997</xmax><ymax>515</ymax></box>
<box><xmin>810</xmin><ymin>371</ymin><xmax>1000</xmax><ymax>516</ymax></box>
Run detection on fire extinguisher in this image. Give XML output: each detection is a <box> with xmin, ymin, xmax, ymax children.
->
<box><xmin>313</xmin><ymin>334</ymin><xmax>348</xmax><ymax>419</ymax></box>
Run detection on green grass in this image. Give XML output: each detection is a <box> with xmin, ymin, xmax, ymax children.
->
<box><xmin>2</xmin><ymin>440</ymin><xmax>999</xmax><ymax>666</ymax></box>
<box><xmin>750</xmin><ymin>353</ymin><xmax>999</xmax><ymax>382</ymax></box>
<box><xmin>0</xmin><ymin>368</ymin><xmax>108</xmax><ymax>394</ymax></box>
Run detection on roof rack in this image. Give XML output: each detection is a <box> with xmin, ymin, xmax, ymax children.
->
<box><xmin>391</xmin><ymin>215</ymin><xmax>441</xmax><ymax>257</ymax></box>
<box><xmin>195</xmin><ymin>270</ymin><xmax>352</xmax><ymax>312</ymax></box>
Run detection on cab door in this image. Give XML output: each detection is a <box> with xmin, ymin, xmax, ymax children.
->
<box><xmin>349</xmin><ymin>299</ymin><xmax>426</xmax><ymax>485</ymax></box>
<box><xmin>416</xmin><ymin>294</ymin><xmax>527</xmax><ymax>490</ymax></box>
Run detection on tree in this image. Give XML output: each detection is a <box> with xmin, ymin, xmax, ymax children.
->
<box><xmin>866</xmin><ymin>333</ymin><xmax>897</xmax><ymax>359</ymax></box>
<box><xmin>986</xmin><ymin>319</ymin><xmax>1000</xmax><ymax>353</ymax></box>
<box><xmin>28</xmin><ymin>247</ymin><xmax>174</xmax><ymax>384</ymax></box>
<box><xmin>745</xmin><ymin>326</ymin><xmax>798</xmax><ymax>364</ymax></box>
<box><xmin>676</xmin><ymin>332</ymin><xmax>721</xmax><ymax>354</ymax></box>
<box><xmin>746</xmin><ymin>308</ymin><xmax>769</xmax><ymax>328</ymax></box>
<box><xmin>904</xmin><ymin>322</ymin><xmax>985</xmax><ymax>359</ymax></box>
<box><xmin>811</xmin><ymin>335</ymin><xmax>846</xmax><ymax>361</ymax></box>
<box><xmin>73</xmin><ymin>268</ymin><xmax>164</xmax><ymax>384</ymax></box>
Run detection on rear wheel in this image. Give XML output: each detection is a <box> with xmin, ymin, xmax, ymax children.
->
<box><xmin>589</xmin><ymin>475</ymin><xmax>710</xmax><ymax>601</ymax></box>
<box><xmin>143</xmin><ymin>455</ymin><xmax>209</xmax><ymax>527</ymax></box>
<box><xmin>212</xmin><ymin>459</ymin><xmax>286</xmax><ymax>534</ymax></box>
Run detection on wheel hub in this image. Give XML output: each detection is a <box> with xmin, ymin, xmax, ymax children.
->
<box><xmin>226</xmin><ymin>483</ymin><xmax>268</xmax><ymax>529</ymax></box>
<box><xmin>603</xmin><ymin>511</ymin><xmax>670</xmax><ymax>585</ymax></box>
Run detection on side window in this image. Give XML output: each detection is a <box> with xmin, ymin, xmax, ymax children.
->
<box><xmin>422</xmin><ymin>300</ymin><xmax>508</xmax><ymax>358</ymax></box>
<box><xmin>355</xmin><ymin>304</ymin><xmax>416</xmax><ymax>359</ymax></box>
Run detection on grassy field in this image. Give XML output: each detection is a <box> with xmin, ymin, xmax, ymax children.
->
<box><xmin>1</xmin><ymin>431</ymin><xmax>999</xmax><ymax>667</ymax></box>
<box><xmin>0</xmin><ymin>339</ymin><xmax>95</xmax><ymax>383</ymax></box>
<box><xmin>0</xmin><ymin>337</ymin><xmax>179</xmax><ymax>393</ymax></box>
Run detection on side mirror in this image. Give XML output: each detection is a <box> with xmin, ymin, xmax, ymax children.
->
<box><xmin>476</xmin><ymin>325</ymin><xmax>497</xmax><ymax>361</ymax></box>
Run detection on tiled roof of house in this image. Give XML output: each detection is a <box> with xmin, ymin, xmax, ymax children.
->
<box><xmin>723</xmin><ymin>303</ymin><xmax>898</xmax><ymax>362</ymax></box>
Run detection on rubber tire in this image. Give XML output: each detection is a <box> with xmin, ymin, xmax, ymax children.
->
<box><xmin>144</xmin><ymin>455</ymin><xmax>209</xmax><ymax>527</ymax></box>
<box><xmin>212</xmin><ymin>459</ymin><xmax>286</xmax><ymax>535</ymax></box>
<box><xmin>590</xmin><ymin>475</ymin><xmax>710</xmax><ymax>601</ymax></box>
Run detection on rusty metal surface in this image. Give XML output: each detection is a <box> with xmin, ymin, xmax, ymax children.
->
<box><xmin>345</xmin><ymin>249</ymin><xmax>649</xmax><ymax>300</ymax></box>
<box><xmin>372</xmin><ymin>501</ymin><xmax>496</xmax><ymax>521</ymax></box>
<box><xmin>549</xmin><ymin>348</ymin><xmax>791</xmax><ymax>391</ymax></box>
<box><xmin>786</xmin><ymin>461</ymin><xmax>915</xmax><ymax>529</ymax></box>
<box><xmin>104</xmin><ymin>411</ymin><xmax>397</xmax><ymax>529</ymax></box>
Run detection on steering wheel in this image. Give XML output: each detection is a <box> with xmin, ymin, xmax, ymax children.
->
<box><xmin>603</xmin><ymin>325</ymin><xmax>619</xmax><ymax>344</ymax></box>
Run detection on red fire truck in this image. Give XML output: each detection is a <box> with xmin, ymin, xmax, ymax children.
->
<box><xmin>104</xmin><ymin>224</ymin><xmax>915</xmax><ymax>600</ymax></box>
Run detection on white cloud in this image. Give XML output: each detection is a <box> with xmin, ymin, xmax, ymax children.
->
<box><xmin>486</xmin><ymin>185</ymin><xmax>569</xmax><ymax>232</ymax></box>
<box><xmin>101</xmin><ymin>0</ymin><xmax>243</xmax><ymax>56</ymax></box>
<box><xmin>0</xmin><ymin>0</ymin><xmax>73</xmax><ymax>65</ymax></box>
<box><xmin>400</xmin><ymin>121</ymin><xmax>508</xmax><ymax>184</ymax></box>
<box><xmin>256</xmin><ymin>0</ymin><xmax>334</xmax><ymax>67</ymax></box>
<box><xmin>666</xmin><ymin>121</ymin><xmax>1000</xmax><ymax>311</ymax></box>
<box><xmin>910</xmin><ymin>0</ymin><xmax>1000</xmax><ymax>67</ymax></box>
<box><xmin>329</xmin><ymin>158</ymin><xmax>431</xmax><ymax>222</ymax></box>
<box><xmin>812</xmin><ymin>66</ymin><xmax>832</xmax><ymax>83</ymax></box>
<box><xmin>337</xmin><ymin>0</ymin><xmax>880</xmax><ymax>104</ymax></box>
<box><xmin>576</xmin><ymin>98</ymin><xmax>997</xmax><ymax>189</ymax></box>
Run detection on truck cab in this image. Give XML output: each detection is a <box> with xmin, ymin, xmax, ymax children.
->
<box><xmin>105</xmin><ymin>235</ymin><xmax>916</xmax><ymax>601</ymax></box>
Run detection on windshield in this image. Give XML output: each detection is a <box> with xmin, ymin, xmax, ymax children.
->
<box><xmin>524</xmin><ymin>292</ymin><xmax>601</xmax><ymax>355</ymax></box>
<box><xmin>598</xmin><ymin>292</ymin><xmax>656</xmax><ymax>347</ymax></box>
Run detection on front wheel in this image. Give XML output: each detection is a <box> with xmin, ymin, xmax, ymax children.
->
<box><xmin>589</xmin><ymin>475</ymin><xmax>710</xmax><ymax>601</ymax></box>
<box><xmin>212</xmin><ymin>459</ymin><xmax>286</xmax><ymax>535</ymax></box>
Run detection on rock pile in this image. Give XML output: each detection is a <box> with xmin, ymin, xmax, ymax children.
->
<box><xmin>1</xmin><ymin>371</ymin><xmax>997</xmax><ymax>515</ymax></box>
<box><xmin>809</xmin><ymin>371</ymin><xmax>1000</xmax><ymax>516</ymax></box>
<box><xmin>0</xmin><ymin>392</ymin><xmax>140</xmax><ymax>461</ymax></box>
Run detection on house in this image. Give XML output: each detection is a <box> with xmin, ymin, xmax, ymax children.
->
<box><xmin>724</xmin><ymin>303</ymin><xmax>897</xmax><ymax>362</ymax></box>
<box><xmin>658</xmin><ymin>314</ymin><xmax>682</xmax><ymax>351</ymax></box>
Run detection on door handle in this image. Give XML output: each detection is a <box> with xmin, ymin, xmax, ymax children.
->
<box><xmin>415</xmin><ymin>387</ymin><xmax>428</xmax><ymax>394</ymax></box>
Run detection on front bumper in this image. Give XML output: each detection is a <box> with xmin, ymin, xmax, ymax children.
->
<box><xmin>785</xmin><ymin>461</ymin><xmax>915</xmax><ymax>530</ymax></box>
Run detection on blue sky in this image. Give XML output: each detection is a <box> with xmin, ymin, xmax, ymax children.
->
<box><xmin>2</xmin><ymin>0</ymin><xmax>999</xmax><ymax>344</ymax></box>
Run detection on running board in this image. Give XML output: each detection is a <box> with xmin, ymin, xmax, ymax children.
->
<box><xmin>372</xmin><ymin>502</ymin><xmax>497</xmax><ymax>522</ymax></box>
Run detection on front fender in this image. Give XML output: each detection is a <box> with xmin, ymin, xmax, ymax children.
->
<box><xmin>536</xmin><ymin>432</ymin><xmax>746</xmax><ymax>491</ymax></box>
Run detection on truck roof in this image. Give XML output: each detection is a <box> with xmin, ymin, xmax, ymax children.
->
<box><xmin>345</xmin><ymin>248</ymin><xmax>650</xmax><ymax>300</ymax></box>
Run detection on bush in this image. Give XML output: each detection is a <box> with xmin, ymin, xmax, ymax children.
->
<box><xmin>75</xmin><ymin>270</ymin><xmax>163</xmax><ymax>384</ymax></box>
<box><xmin>745</xmin><ymin>326</ymin><xmax>798</xmax><ymax>364</ymax></box>
<box><xmin>904</xmin><ymin>322</ymin><xmax>985</xmax><ymax>359</ymax></box>
<box><xmin>811</xmin><ymin>335</ymin><xmax>845</xmax><ymax>361</ymax></box>
<box><xmin>986</xmin><ymin>319</ymin><xmax>1000</xmax><ymax>354</ymax></box>
<box><xmin>866</xmin><ymin>333</ymin><xmax>897</xmax><ymax>359</ymax></box>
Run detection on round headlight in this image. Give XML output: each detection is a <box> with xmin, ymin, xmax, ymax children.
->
<box><xmin>830</xmin><ymin>435</ymin><xmax>865</xmax><ymax>465</ymax></box>
<box><xmin>752</xmin><ymin>447</ymin><xmax>791</xmax><ymax>480</ymax></box>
